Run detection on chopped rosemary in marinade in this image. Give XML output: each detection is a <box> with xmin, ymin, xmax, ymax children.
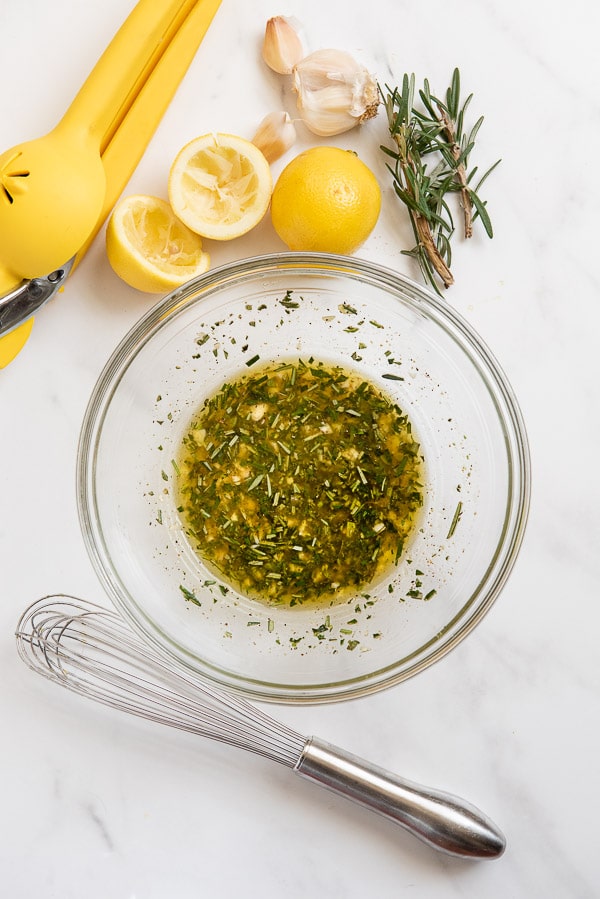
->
<box><xmin>446</xmin><ymin>500</ymin><xmax>463</xmax><ymax>538</ymax></box>
<box><xmin>175</xmin><ymin>358</ymin><xmax>425</xmax><ymax>607</ymax></box>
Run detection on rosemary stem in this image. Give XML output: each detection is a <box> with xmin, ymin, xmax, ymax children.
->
<box><xmin>414</xmin><ymin>210</ymin><xmax>454</xmax><ymax>288</ymax></box>
<box><xmin>394</xmin><ymin>135</ymin><xmax>454</xmax><ymax>288</ymax></box>
<box><xmin>436</xmin><ymin>104</ymin><xmax>473</xmax><ymax>239</ymax></box>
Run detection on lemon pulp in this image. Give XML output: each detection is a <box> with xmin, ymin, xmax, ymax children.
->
<box><xmin>106</xmin><ymin>195</ymin><xmax>209</xmax><ymax>293</ymax></box>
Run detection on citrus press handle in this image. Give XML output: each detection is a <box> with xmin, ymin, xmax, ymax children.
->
<box><xmin>295</xmin><ymin>737</ymin><xmax>506</xmax><ymax>859</ymax></box>
<box><xmin>57</xmin><ymin>0</ymin><xmax>201</xmax><ymax>147</ymax></box>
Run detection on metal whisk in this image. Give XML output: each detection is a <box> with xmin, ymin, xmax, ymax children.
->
<box><xmin>16</xmin><ymin>595</ymin><xmax>505</xmax><ymax>860</ymax></box>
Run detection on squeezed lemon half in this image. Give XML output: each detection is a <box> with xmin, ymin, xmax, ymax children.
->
<box><xmin>168</xmin><ymin>133</ymin><xmax>272</xmax><ymax>240</ymax></box>
<box><xmin>106</xmin><ymin>195</ymin><xmax>210</xmax><ymax>293</ymax></box>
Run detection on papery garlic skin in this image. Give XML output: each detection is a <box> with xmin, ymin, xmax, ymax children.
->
<box><xmin>262</xmin><ymin>16</ymin><xmax>304</xmax><ymax>75</ymax></box>
<box><xmin>292</xmin><ymin>49</ymin><xmax>379</xmax><ymax>136</ymax></box>
<box><xmin>251</xmin><ymin>111</ymin><xmax>297</xmax><ymax>163</ymax></box>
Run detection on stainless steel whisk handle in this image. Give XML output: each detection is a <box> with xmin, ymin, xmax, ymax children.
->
<box><xmin>295</xmin><ymin>737</ymin><xmax>506</xmax><ymax>860</ymax></box>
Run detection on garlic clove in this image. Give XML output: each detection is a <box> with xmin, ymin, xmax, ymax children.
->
<box><xmin>262</xmin><ymin>16</ymin><xmax>304</xmax><ymax>75</ymax></box>
<box><xmin>292</xmin><ymin>49</ymin><xmax>379</xmax><ymax>136</ymax></box>
<box><xmin>251</xmin><ymin>111</ymin><xmax>297</xmax><ymax>163</ymax></box>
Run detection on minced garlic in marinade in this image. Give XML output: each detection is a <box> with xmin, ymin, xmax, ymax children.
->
<box><xmin>175</xmin><ymin>358</ymin><xmax>424</xmax><ymax>608</ymax></box>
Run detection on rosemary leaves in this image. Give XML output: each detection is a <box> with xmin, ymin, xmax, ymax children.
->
<box><xmin>175</xmin><ymin>359</ymin><xmax>424</xmax><ymax>607</ymax></box>
<box><xmin>380</xmin><ymin>68</ymin><xmax>500</xmax><ymax>294</ymax></box>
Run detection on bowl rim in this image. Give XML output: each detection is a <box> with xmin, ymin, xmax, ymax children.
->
<box><xmin>77</xmin><ymin>251</ymin><xmax>531</xmax><ymax>704</ymax></box>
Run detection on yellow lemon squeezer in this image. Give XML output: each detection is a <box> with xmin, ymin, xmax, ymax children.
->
<box><xmin>0</xmin><ymin>0</ymin><xmax>222</xmax><ymax>368</ymax></box>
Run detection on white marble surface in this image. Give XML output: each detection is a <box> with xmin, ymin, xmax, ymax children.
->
<box><xmin>1</xmin><ymin>0</ymin><xmax>599</xmax><ymax>895</ymax></box>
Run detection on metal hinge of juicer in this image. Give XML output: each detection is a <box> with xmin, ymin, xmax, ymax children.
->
<box><xmin>0</xmin><ymin>257</ymin><xmax>74</xmax><ymax>337</ymax></box>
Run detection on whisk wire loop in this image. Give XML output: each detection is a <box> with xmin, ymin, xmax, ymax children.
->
<box><xmin>16</xmin><ymin>595</ymin><xmax>306</xmax><ymax>766</ymax></box>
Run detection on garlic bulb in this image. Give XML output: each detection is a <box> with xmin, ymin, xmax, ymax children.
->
<box><xmin>251</xmin><ymin>111</ymin><xmax>297</xmax><ymax>163</ymax></box>
<box><xmin>262</xmin><ymin>16</ymin><xmax>304</xmax><ymax>75</ymax></box>
<box><xmin>292</xmin><ymin>49</ymin><xmax>379</xmax><ymax>137</ymax></box>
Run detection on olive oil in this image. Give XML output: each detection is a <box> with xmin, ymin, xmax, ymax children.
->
<box><xmin>176</xmin><ymin>358</ymin><xmax>424</xmax><ymax>607</ymax></box>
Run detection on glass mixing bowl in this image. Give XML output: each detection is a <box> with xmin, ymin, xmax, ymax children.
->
<box><xmin>77</xmin><ymin>253</ymin><xmax>530</xmax><ymax>703</ymax></box>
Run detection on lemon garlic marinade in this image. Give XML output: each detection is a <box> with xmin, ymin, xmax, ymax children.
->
<box><xmin>174</xmin><ymin>354</ymin><xmax>425</xmax><ymax>609</ymax></box>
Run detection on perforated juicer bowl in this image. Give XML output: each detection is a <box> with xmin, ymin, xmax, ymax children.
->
<box><xmin>77</xmin><ymin>253</ymin><xmax>530</xmax><ymax>703</ymax></box>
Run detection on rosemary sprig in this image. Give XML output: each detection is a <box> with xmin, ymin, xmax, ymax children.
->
<box><xmin>380</xmin><ymin>69</ymin><xmax>500</xmax><ymax>294</ymax></box>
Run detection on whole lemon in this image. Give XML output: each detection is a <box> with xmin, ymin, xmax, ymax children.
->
<box><xmin>270</xmin><ymin>147</ymin><xmax>381</xmax><ymax>254</ymax></box>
